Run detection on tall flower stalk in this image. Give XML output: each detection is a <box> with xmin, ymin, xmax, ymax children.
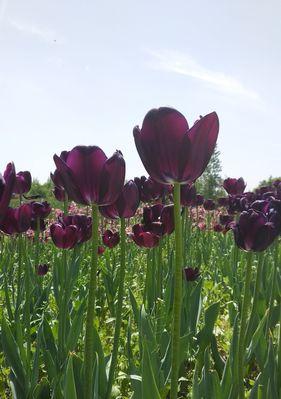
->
<box><xmin>84</xmin><ymin>203</ymin><xmax>99</xmax><ymax>399</ymax></box>
<box><xmin>237</xmin><ymin>251</ymin><xmax>253</xmax><ymax>399</ymax></box>
<box><xmin>106</xmin><ymin>217</ymin><xmax>126</xmax><ymax>399</ymax></box>
<box><xmin>170</xmin><ymin>182</ymin><xmax>183</xmax><ymax>399</ymax></box>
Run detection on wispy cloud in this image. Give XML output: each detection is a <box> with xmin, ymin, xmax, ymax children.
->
<box><xmin>147</xmin><ymin>49</ymin><xmax>260</xmax><ymax>101</ymax></box>
<box><xmin>8</xmin><ymin>18</ymin><xmax>64</xmax><ymax>44</ymax></box>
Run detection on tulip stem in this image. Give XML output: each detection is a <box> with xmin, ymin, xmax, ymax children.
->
<box><xmin>265</xmin><ymin>242</ymin><xmax>279</xmax><ymax>339</ymax></box>
<box><xmin>237</xmin><ymin>251</ymin><xmax>253</xmax><ymax>399</ymax></box>
<box><xmin>106</xmin><ymin>217</ymin><xmax>126</xmax><ymax>399</ymax></box>
<box><xmin>245</xmin><ymin>252</ymin><xmax>264</xmax><ymax>345</ymax></box>
<box><xmin>170</xmin><ymin>182</ymin><xmax>183</xmax><ymax>399</ymax></box>
<box><xmin>84</xmin><ymin>203</ymin><xmax>99</xmax><ymax>399</ymax></box>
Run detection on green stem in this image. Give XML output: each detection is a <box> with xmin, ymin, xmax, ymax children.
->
<box><xmin>84</xmin><ymin>203</ymin><xmax>99</xmax><ymax>399</ymax></box>
<box><xmin>245</xmin><ymin>252</ymin><xmax>264</xmax><ymax>345</ymax></box>
<box><xmin>265</xmin><ymin>242</ymin><xmax>279</xmax><ymax>338</ymax></box>
<box><xmin>170</xmin><ymin>183</ymin><xmax>183</xmax><ymax>399</ymax></box>
<box><xmin>15</xmin><ymin>234</ymin><xmax>23</xmax><ymax>315</ymax></box>
<box><xmin>105</xmin><ymin>218</ymin><xmax>126</xmax><ymax>399</ymax></box>
<box><xmin>24</xmin><ymin>243</ymin><xmax>31</xmax><ymax>377</ymax></box>
<box><xmin>58</xmin><ymin>249</ymin><xmax>67</xmax><ymax>364</ymax></box>
<box><xmin>237</xmin><ymin>251</ymin><xmax>253</xmax><ymax>399</ymax></box>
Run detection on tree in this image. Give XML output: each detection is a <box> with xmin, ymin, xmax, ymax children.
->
<box><xmin>196</xmin><ymin>146</ymin><xmax>224</xmax><ymax>199</ymax></box>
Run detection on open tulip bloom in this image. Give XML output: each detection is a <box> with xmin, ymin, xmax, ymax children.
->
<box><xmin>134</xmin><ymin>106</ymin><xmax>219</xmax><ymax>399</ymax></box>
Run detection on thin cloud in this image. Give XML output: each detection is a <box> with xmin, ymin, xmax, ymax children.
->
<box><xmin>147</xmin><ymin>49</ymin><xmax>260</xmax><ymax>101</ymax></box>
<box><xmin>8</xmin><ymin>18</ymin><xmax>64</xmax><ymax>44</ymax></box>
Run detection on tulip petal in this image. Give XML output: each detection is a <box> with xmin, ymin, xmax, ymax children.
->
<box><xmin>0</xmin><ymin>163</ymin><xmax>16</xmax><ymax>222</ymax></box>
<box><xmin>182</xmin><ymin>112</ymin><xmax>219</xmax><ymax>182</ymax></box>
<box><xmin>98</xmin><ymin>151</ymin><xmax>125</xmax><ymax>205</ymax></box>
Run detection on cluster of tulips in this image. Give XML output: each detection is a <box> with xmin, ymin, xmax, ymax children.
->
<box><xmin>0</xmin><ymin>107</ymin><xmax>280</xmax><ymax>399</ymax></box>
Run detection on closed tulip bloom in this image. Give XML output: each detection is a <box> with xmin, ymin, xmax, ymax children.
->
<box><xmin>53</xmin><ymin>146</ymin><xmax>125</xmax><ymax>206</ymax></box>
<box><xmin>183</xmin><ymin>267</ymin><xmax>200</xmax><ymax>282</ymax></box>
<box><xmin>160</xmin><ymin>204</ymin><xmax>175</xmax><ymax>235</ymax></box>
<box><xmin>131</xmin><ymin>224</ymin><xmax>160</xmax><ymax>248</ymax></box>
<box><xmin>223</xmin><ymin>177</ymin><xmax>246</xmax><ymax>196</ymax></box>
<box><xmin>203</xmin><ymin>199</ymin><xmax>216</xmax><ymax>211</ymax></box>
<box><xmin>50</xmin><ymin>223</ymin><xmax>78</xmax><ymax>249</ymax></box>
<box><xmin>31</xmin><ymin>201</ymin><xmax>52</xmax><ymax>219</ymax></box>
<box><xmin>192</xmin><ymin>194</ymin><xmax>204</xmax><ymax>206</ymax></box>
<box><xmin>232</xmin><ymin>209</ymin><xmax>278</xmax><ymax>252</ymax></box>
<box><xmin>0</xmin><ymin>204</ymin><xmax>32</xmax><ymax>234</ymax></box>
<box><xmin>99</xmin><ymin>180</ymin><xmax>139</xmax><ymax>219</ymax></box>
<box><xmin>213</xmin><ymin>223</ymin><xmax>224</xmax><ymax>233</ymax></box>
<box><xmin>180</xmin><ymin>184</ymin><xmax>196</xmax><ymax>206</ymax></box>
<box><xmin>58</xmin><ymin>214</ymin><xmax>92</xmax><ymax>244</ymax></box>
<box><xmin>13</xmin><ymin>171</ymin><xmax>32</xmax><ymax>195</ymax></box>
<box><xmin>36</xmin><ymin>264</ymin><xmax>49</xmax><ymax>276</ymax></box>
<box><xmin>134</xmin><ymin>175</ymin><xmax>170</xmax><ymax>202</ymax></box>
<box><xmin>102</xmin><ymin>229</ymin><xmax>120</xmax><ymax>248</ymax></box>
<box><xmin>134</xmin><ymin>108</ymin><xmax>219</xmax><ymax>185</ymax></box>
<box><xmin>217</xmin><ymin>197</ymin><xmax>229</xmax><ymax>207</ymax></box>
<box><xmin>0</xmin><ymin>163</ymin><xmax>16</xmax><ymax>221</ymax></box>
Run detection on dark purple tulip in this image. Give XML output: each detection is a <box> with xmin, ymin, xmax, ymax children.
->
<box><xmin>160</xmin><ymin>204</ymin><xmax>174</xmax><ymax>235</ymax></box>
<box><xmin>217</xmin><ymin>197</ymin><xmax>229</xmax><ymax>207</ymax></box>
<box><xmin>98</xmin><ymin>246</ymin><xmax>105</xmax><ymax>255</ymax></box>
<box><xmin>203</xmin><ymin>199</ymin><xmax>216</xmax><ymax>211</ymax></box>
<box><xmin>134</xmin><ymin>176</ymin><xmax>170</xmax><ymax>202</ymax></box>
<box><xmin>134</xmin><ymin>108</ymin><xmax>219</xmax><ymax>185</ymax></box>
<box><xmin>50</xmin><ymin>223</ymin><xmax>78</xmax><ymax>249</ymax></box>
<box><xmin>232</xmin><ymin>209</ymin><xmax>278</xmax><ymax>252</ymax></box>
<box><xmin>183</xmin><ymin>267</ymin><xmax>200</xmax><ymax>282</ymax></box>
<box><xmin>192</xmin><ymin>194</ymin><xmax>204</xmax><ymax>206</ymax></box>
<box><xmin>180</xmin><ymin>184</ymin><xmax>196</xmax><ymax>206</ymax></box>
<box><xmin>53</xmin><ymin>146</ymin><xmax>125</xmax><ymax>206</ymax></box>
<box><xmin>13</xmin><ymin>171</ymin><xmax>32</xmax><ymax>195</ymax></box>
<box><xmin>223</xmin><ymin>178</ymin><xmax>246</xmax><ymax>196</ymax></box>
<box><xmin>213</xmin><ymin>223</ymin><xmax>224</xmax><ymax>233</ymax></box>
<box><xmin>31</xmin><ymin>201</ymin><xmax>52</xmax><ymax>219</ymax></box>
<box><xmin>58</xmin><ymin>214</ymin><xmax>92</xmax><ymax>244</ymax></box>
<box><xmin>0</xmin><ymin>204</ymin><xmax>32</xmax><ymax>234</ymax></box>
<box><xmin>0</xmin><ymin>163</ymin><xmax>16</xmax><ymax>222</ymax></box>
<box><xmin>131</xmin><ymin>224</ymin><xmax>160</xmax><ymax>248</ymax></box>
<box><xmin>36</xmin><ymin>264</ymin><xmax>49</xmax><ymax>276</ymax></box>
<box><xmin>53</xmin><ymin>186</ymin><xmax>66</xmax><ymax>202</ymax></box>
<box><xmin>219</xmin><ymin>214</ymin><xmax>234</xmax><ymax>226</ymax></box>
<box><xmin>102</xmin><ymin>230</ymin><xmax>120</xmax><ymax>248</ymax></box>
<box><xmin>99</xmin><ymin>180</ymin><xmax>139</xmax><ymax>219</ymax></box>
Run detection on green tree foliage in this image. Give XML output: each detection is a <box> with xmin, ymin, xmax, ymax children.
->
<box><xmin>256</xmin><ymin>176</ymin><xmax>281</xmax><ymax>189</ymax></box>
<box><xmin>196</xmin><ymin>146</ymin><xmax>224</xmax><ymax>199</ymax></box>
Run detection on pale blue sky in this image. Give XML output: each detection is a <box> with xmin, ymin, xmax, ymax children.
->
<box><xmin>0</xmin><ymin>0</ymin><xmax>280</xmax><ymax>189</ymax></box>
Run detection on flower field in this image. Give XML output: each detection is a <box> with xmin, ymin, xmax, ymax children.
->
<box><xmin>0</xmin><ymin>108</ymin><xmax>280</xmax><ymax>399</ymax></box>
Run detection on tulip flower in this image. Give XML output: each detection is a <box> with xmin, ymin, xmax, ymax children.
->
<box><xmin>192</xmin><ymin>194</ymin><xmax>204</xmax><ymax>207</ymax></box>
<box><xmin>203</xmin><ymin>199</ymin><xmax>216</xmax><ymax>211</ymax></box>
<box><xmin>99</xmin><ymin>180</ymin><xmax>139</xmax><ymax>219</ymax></box>
<box><xmin>232</xmin><ymin>209</ymin><xmax>278</xmax><ymax>252</ymax></box>
<box><xmin>36</xmin><ymin>264</ymin><xmax>49</xmax><ymax>276</ymax></box>
<box><xmin>213</xmin><ymin>223</ymin><xmax>224</xmax><ymax>233</ymax></box>
<box><xmin>180</xmin><ymin>184</ymin><xmax>196</xmax><ymax>206</ymax></box>
<box><xmin>183</xmin><ymin>267</ymin><xmax>200</xmax><ymax>281</ymax></box>
<box><xmin>217</xmin><ymin>197</ymin><xmax>229</xmax><ymax>207</ymax></box>
<box><xmin>130</xmin><ymin>224</ymin><xmax>160</xmax><ymax>248</ymax></box>
<box><xmin>50</xmin><ymin>223</ymin><xmax>78</xmax><ymax>249</ymax></box>
<box><xmin>53</xmin><ymin>146</ymin><xmax>125</xmax><ymax>206</ymax></box>
<box><xmin>102</xmin><ymin>229</ymin><xmax>120</xmax><ymax>248</ymax></box>
<box><xmin>13</xmin><ymin>171</ymin><xmax>32</xmax><ymax>195</ymax></box>
<box><xmin>223</xmin><ymin>177</ymin><xmax>246</xmax><ymax>196</ymax></box>
<box><xmin>134</xmin><ymin>175</ymin><xmax>171</xmax><ymax>202</ymax></box>
<box><xmin>0</xmin><ymin>163</ymin><xmax>16</xmax><ymax>221</ymax></box>
<box><xmin>31</xmin><ymin>201</ymin><xmax>52</xmax><ymax>219</ymax></box>
<box><xmin>134</xmin><ymin>107</ymin><xmax>219</xmax><ymax>185</ymax></box>
<box><xmin>0</xmin><ymin>204</ymin><xmax>32</xmax><ymax>234</ymax></box>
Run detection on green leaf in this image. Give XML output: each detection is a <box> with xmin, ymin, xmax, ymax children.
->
<box><xmin>141</xmin><ymin>341</ymin><xmax>161</xmax><ymax>399</ymax></box>
<box><xmin>64</xmin><ymin>355</ymin><xmax>77</xmax><ymax>399</ymax></box>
